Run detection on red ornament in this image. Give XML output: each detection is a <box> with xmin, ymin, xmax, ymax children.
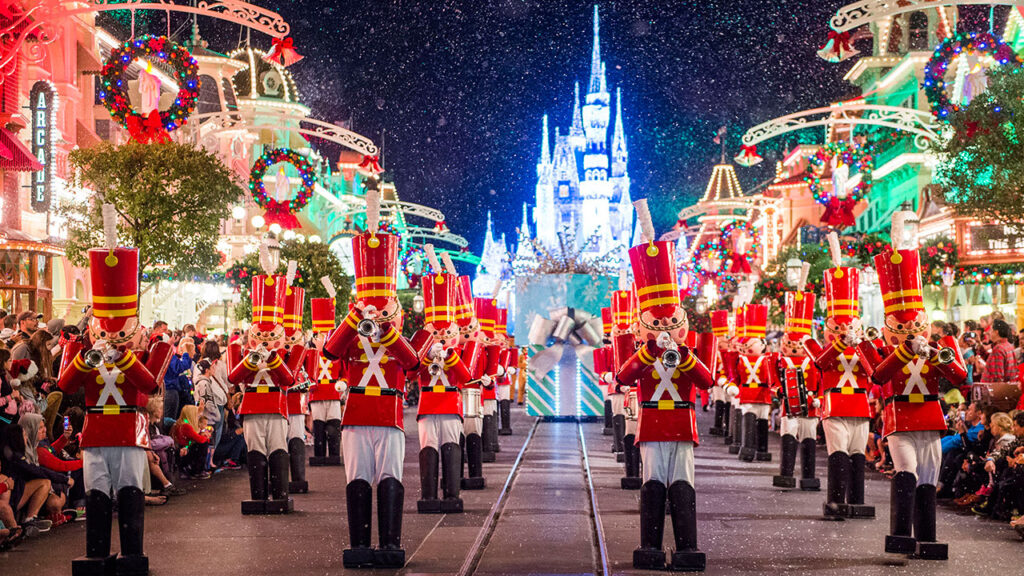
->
<box><xmin>263</xmin><ymin>36</ymin><xmax>304</xmax><ymax>67</ymax></box>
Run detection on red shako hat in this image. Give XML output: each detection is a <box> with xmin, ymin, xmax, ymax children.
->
<box><xmin>784</xmin><ymin>291</ymin><xmax>815</xmax><ymax>340</ymax></box>
<box><xmin>628</xmin><ymin>240</ymin><xmax>679</xmax><ymax>318</ymax></box>
<box><xmin>89</xmin><ymin>247</ymin><xmax>139</xmax><ymax>332</ymax></box>
<box><xmin>422</xmin><ymin>273</ymin><xmax>457</xmax><ymax>327</ymax></box>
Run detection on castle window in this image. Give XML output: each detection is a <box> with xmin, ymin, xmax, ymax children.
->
<box><xmin>559</xmin><ymin>184</ymin><xmax>570</xmax><ymax>198</ymax></box>
<box><xmin>908</xmin><ymin>12</ymin><xmax>929</xmax><ymax>51</ymax></box>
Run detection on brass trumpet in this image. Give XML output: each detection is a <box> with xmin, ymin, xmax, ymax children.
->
<box><xmin>936</xmin><ymin>347</ymin><xmax>956</xmax><ymax>365</ymax></box>
<box><xmin>661</xmin><ymin>348</ymin><xmax>681</xmax><ymax>369</ymax></box>
<box><xmin>83</xmin><ymin>349</ymin><xmax>105</xmax><ymax>369</ymax></box>
<box><xmin>428</xmin><ymin>362</ymin><xmax>444</xmax><ymax>377</ymax></box>
<box><xmin>247</xmin><ymin>349</ymin><xmax>267</xmax><ymax>366</ymax></box>
<box><xmin>357</xmin><ymin>318</ymin><xmax>380</xmax><ymax>340</ymax></box>
<box><xmin>865</xmin><ymin>326</ymin><xmax>881</xmax><ymax>340</ymax></box>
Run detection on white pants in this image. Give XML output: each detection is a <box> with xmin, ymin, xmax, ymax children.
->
<box><xmin>287</xmin><ymin>414</ymin><xmax>305</xmax><ymax>441</ymax></box>
<box><xmin>609</xmin><ymin>393</ymin><xmax>625</xmax><ymax>416</ymax></box>
<box><xmin>822</xmin><ymin>417</ymin><xmax>869</xmax><ymax>456</ymax></box>
<box><xmin>483</xmin><ymin>398</ymin><xmax>497</xmax><ymax>416</ymax></box>
<box><xmin>418</xmin><ymin>414</ymin><xmax>463</xmax><ymax>451</ymax></box>
<box><xmin>780</xmin><ymin>416</ymin><xmax>818</xmax><ymax>441</ymax></box>
<box><xmin>640</xmin><ymin>441</ymin><xmax>695</xmax><ymax>486</ymax></box>
<box><xmin>497</xmin><ymin>385</ymin><xmax>511</xmax><ymax>401</ymax></box>
<box><xmin>310</xmin><ymin>400</ymin><xmax>342</xmax><ymax>422</ymax></box>
<box><xmin>711</xmin><ymin>385</ymin><xmax>725</xmax><ymax>403</ymax></box>
<box><xmin>342</xmin><ymin>425</ymin><xmax>405</xmax><ymax>485</ymax></box>
<box><xmin>731</xmin><ymin>396</ymin><xmax>741</xmax><ymax>408</ymax></box>
<box><xmin>243</xmin><ymin>414</ymin><xmax>288</xmax><ymax>455</ymax></box>
<box><xmin>887</xmin><ymin>430</ymin><xmax>941</xmax><ymax>486</ymax></box>
<box><xmin>625</xmin><ymin>415</ymin><xmax>638</xmax><ymax>436</ymax></box>
<box><xmin>464</xmin><ymin>415</ymin><xmax>482</xmax><ymax>436</ymax></box>
<box><xmin>83</xmin><ymin>447</ymin><xmax>146</xmax><ymax>495</ymax></box>
<box><xmin>740</xmin><ymin>403</ymin><xmax>770</xmax><ymax>419</ymax></box>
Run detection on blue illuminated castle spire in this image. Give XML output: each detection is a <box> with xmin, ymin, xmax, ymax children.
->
<box><xmin>528</xmin><ymin>4</ymin><xmax>633</xmax><ymax>261</ymax></box>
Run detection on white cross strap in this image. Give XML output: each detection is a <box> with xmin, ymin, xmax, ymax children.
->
<box><xmin>901</xmin><ymin>357</ymin><xmax>930</xmax><ymax>396</ymax></box>
<box><xmin>357</xmin><ymin>336</ymin><xmax>389</xmax><ymax>388</ymax></box>
<box><xmin>95</xmin><ymin>364</ymin><xmax>126</xmax><ymax>406</ymax></box>
<box><xmin>651</xmin><ymin>360</ymin><xmax>683</xmax><ymax>402</ymax></box>
<box><xmin>837</xmin><ymin>353</ymin><xmax>860</xmax><ymax>388</ymax></box>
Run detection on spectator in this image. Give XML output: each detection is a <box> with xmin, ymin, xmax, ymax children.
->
<box><xmin>10</xmin><ymin>311</ymin><xmax>42</xmax><ymax>352</ymax></box>
<box><xmin>980</xmin><ymin>320</ymin><xmax>1017</xmax><ymax>383</ymax></box>
<box><xmin>1</xmin><ymin>457</ymin><xmax>28</xmax><ymax>547</ymax></box>
<box><xmin>19</xmin><ymin>413</ymin><xmax>74</xmax><ymax>525</ymax></box>
<box><xmin>0</xmin><ymin>423</ymin><xmax>57</xmax><ymax>534</ymax></box>
<box><xmin>171</xmin><ymin>405</ymin><xmax>210</xmax><ymax>479</ymax></box>
<box><xmin>938</xmin><ymin>401</ymin><xmax>987</xmax><ymax>499</ymax></box>
<box><xmin>143</xmin><ymin>398</ymin><xmax>186</xmax><ymax>499</ymax></box>
<box><xmin>212</xmin><ymin>392</ymin><xmax>245</xmax><ymax>470</ymax></box>
<box><xmin>162</xmin><ymin>338</ymin><xmax>195</xmax><ymax>425</ymax></box>
<box><xmin>972</xmin><ymin>412</ymin><xmax>1023</xmax><ymax>518</ymax></box>
<box><xmin>193</xmin><ymin>358</ymin><xmax>227</xmax><ymax>471</ymax></box>
<box><xmin>0</xmin><ymin>348</ymin><xmax>20</xmax><ymax>428</ymax></box>
<box><xmin>1</xmin><ymin>314</ymin><xmax>16</xmax><ymax>331</ymax></box>
<box><xmin>148</xmin><ymin>321</ymin><xmax>169</xmax><ymax>347</ymax></box>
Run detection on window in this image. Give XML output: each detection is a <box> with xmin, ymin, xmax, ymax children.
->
<box><xmin>197</xmin><ymin>75</ymin><xmax>221</xmax><ymax>115</ymax></box>
<box><xmin>908</xmin><ymin>12</ymin><xmax>929</xmax><ymax>51</ymax></box>
<box><xmin>222</xmin><ymin>78</ymin><xmax>239</xmax><ymax>111</ymax></box>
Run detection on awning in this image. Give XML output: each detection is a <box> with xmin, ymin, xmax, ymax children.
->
<box><xmin>0</xmin><ymin>127</ymin><xmax>43</xmax><ymax>172</ymax></box>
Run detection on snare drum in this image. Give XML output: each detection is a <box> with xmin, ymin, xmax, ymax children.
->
<box><xmin>462</xmin><ymin>388</ymin><xmax>481</xmax><ymax>419</ymax></box>
<box><xmin>625</xmin><ymin>388</ymin><xmax>638</xmax><ymax>421</ymax></box>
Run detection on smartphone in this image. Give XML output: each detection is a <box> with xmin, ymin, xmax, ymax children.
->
<box><xmin>63</xmin><ymin>415</ymin><xmax>70</xmax><ymax>430</ymax></box>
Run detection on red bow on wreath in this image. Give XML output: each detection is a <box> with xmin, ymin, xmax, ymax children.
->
<box><xmin>359</xmin><ymin>155</ymin><xmax>383</xmax><ymax>174</ymax></box>
<box><xmin>727</xmin><ymin>250</ymin><xmax>752</xmax><ymax>274</ymax></box>
<box><xmin>126</xmin><ymin>110</ymin><xmax>170</xmax><ymax>144</ymax></box>
<box><xmin>263</xmin><ymin>199</ymin><xmax>301</xmax><ymax>230</ymax></box>
<box><xmin>263</xmin><ymin>36</ymin><xmax>304</xmax><ymax>67</ymax></box>
<box><xmin>821</xmin><ymin>197</ymin><xmax>857</xmax><ymax>228</ymax></box>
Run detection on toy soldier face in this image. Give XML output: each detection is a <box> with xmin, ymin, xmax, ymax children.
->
<box><xmin>637</xmin><ymin>306</ymin><xmax>688</xmax><ymax>344</ymax></box>
<box><xmin>90</xmin><ymin>315</ymin><xmax>140</xmax><ymax>346</ymax></box>
<box><xmin>458</xmin><ymin>317</ymin><xmax>479</xmax><ymax>344</ymax></box>
<box><xmin>780</xmin><ymin>338</ymin><xmax>803</xmax><ymax>356</ymax></box>
<box><xmin>363</xmin><ymin>298</ymin><xmax>403</xmax><ymax>330</ymax></box>
<box><xmin>882</xmin><ymin>310</ymin><xmax>928</xmax><ymax>347</ymax></box>
<box><xmin>824</xmin><ymin>316</ymin><xmax>862</xmax><ymax>343</ymax></box>
<box><xmin>249</xmin><ymin>324</ymin><xmax>285</xmax><ymax>350</ymax></box>
<box><xmin>429</xmin><ymin>323</ymin><xmax>459</xmax><ymax>348</ymax></box>
<box><xmin>744</xmin><ymin>338</ymin><xmax>766</xmax><ymax>355</ymax></box>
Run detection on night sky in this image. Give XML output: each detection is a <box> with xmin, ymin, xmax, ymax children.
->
<box><xmin>132</xmin><ymin>1</ymin><xmax>996</xmax><ymax>261</ymax></box>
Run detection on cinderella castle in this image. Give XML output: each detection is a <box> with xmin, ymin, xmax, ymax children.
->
<box><xmin>476</xmin><ymin>5</ymin><xmax>634</xmax><ymax>295</ymax></box>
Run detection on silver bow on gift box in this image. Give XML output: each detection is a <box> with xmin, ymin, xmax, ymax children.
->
<box><xmin>527</xmin><ymin>307</ymin><xmax>604</xmax><ymax>382</ymax></box>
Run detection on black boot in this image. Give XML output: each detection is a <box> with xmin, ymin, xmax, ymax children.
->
<box><xmin>913</xmin><ymin>484</ymin><xmax>947</xmax><ymax>560</ymax></box>
<box><xmin>823</xmin><ymin>451</ymin><xmax>850</xmax><ymax>519</ymax></box>
<box><xmin>709</xmin><ymin>401</ymin><xmax>725</xmax><ymax>436</ymax></box>
<box><xmin>487</xmin><ymin>412</ymin><xmax>501</xmax><ymax>452</ymax></box>
<box><xmin>499</xmin><ymin>399</ymin><xmax>513</xmax><ymax>435</ymax></box>
<box><xmin>739</xmin><ymin>412</ymin><xmax>757</xmax><ymax>462</ymax></box>
<box><xmin>621</xmin><ymin>434</ymin><xmax>642</xmax><ymax>490</ymax></box>
<box><xmin>722</xmin><ymin>401</ymin><xmax>731</xmax><ymax>438</ymax></box>
<box><xmin>602</xmin><ymin>399</ymin><xmax>613</xmax><ymax>435</ymax></box>
<box><xmin>115</xmin><ymin>487</ymin><xmax>147</xmax><ymax>576</ymax></box>
<box><xmin>633</xmin><ymin>480</ymin><xmax>667</xmax><ymax>569</ymax></box>
<box><xmin>324</xmin><ymin>418</ymin><xmax>343</xmax><ymax>466</ymax></box>
<box><xmin>846</xmin><ymin>453</ymin><xmax>874</xmax><ymax>517</ymax></box>
<box><xmin>481</xmin><ymin>415</ymin><xmax>497</xmax><ymax>461</ymax></box>
<box><xmin>417</xmin><ymin>447</ymin><xmax>441</xmax><ymax>514</ymax></box>
<box><xmin>343</xmin><ymin>480</ymin><xmax>375</xmax><ymax>568</ymax></box>
<box><xmin>310</xmin><ymin>420</ymin><xmax>326</xmax><ymax>466</ymax></box>
<box><xmin>668</xmin><ymin>481</ymin><xmax>705</xmax><ymax>571</ymax></box>
<box><xmin>799</xmin><ymin>438</ymin><xmax>820</xmax><ymax>491</ymax></box>
<box><xmin>885</xmin><ymin>471</ymin><xmax>917</xmax><ymax>554</ymax></box>
<box><xmin>440</xmin><ymin>442</ymin><xmax>464</xmax><ymax>513</ymax></box>
<box><xmin>755</xmin><ymin>418</ymin><xmax>772</xmax><ymax>461</ymax></box>
<box><xmin>461</xmin><ymin>433</ymin><xmax>486</xmax><ymax>490</ymax></box>
<box><xmin>73</xmin><ymin>490</ymin><xmax>116</xmax><ymax>576</ymax></box>
<box><xmin>288</xmin><ymin>437</ymin><xmax>309</xmax><ymax>494</ymax></box>
<box><xmin>375</xmin><ymin>478</ymin><xmax>406</xmax><ymax>567</ymax></box>
<box><xmin>241</xmin><ymin>451</ymin><xmax>269</xmax><ymax>515</ymax></box>
<box><xmin>267</xmin><ymin>449</ymin><xmax>293</xmax><ymax>514</ymax></box>
<box><xmin>728</xmin><ymin>408</ymin><xmax>743</xmax><ymax>453</ymax></box>
<box><xmin>612</xmin><ymin>414</ymin><xmax>626</xmax><ymax>457</ymax></box>
<box><xmin>773</xmin><ymin>435</ymin><xmax>798</xmax><ymax>488</ymax></box>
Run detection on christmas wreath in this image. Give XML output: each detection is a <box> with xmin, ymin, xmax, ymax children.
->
<box><xmin>400</xmin><ymin>244</ymin><xmax>425</xmax><ymax>288</ymax></box>
<box><xmin>248</xmin><ymin>147</ymin><xmax>317</xmax><ymax>230</ymax></box>
<box><xmin>924</xmin><ymin>32</ymin><xmax>1021</xmax><ymax>122</ymax></box>
<box><xmin>804</xmin><ymin>141</ymin><xmax>875</xmax><ymax>228</ymax></box>
<box><xmin>100</xmin><ymin>35</ymin><xmax>199</xmax><ymax>143</ymax></box>
<box><xmin>690</xmin><ymin>238</ymin><xmax>726</xmax><ymax>284</ymax></box>
<box><xmin>720</xmin><ymin>220</ymin><xmax>761</xmax><ymax>275</ymax></box>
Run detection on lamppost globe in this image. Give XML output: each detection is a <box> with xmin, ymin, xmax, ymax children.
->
<box><xmin>250</xmin><ymin>215</ymin><xmax>266</xmax><ymax>229</ymax></box>
<box><xmin>232</xmin><ymin>205</ymin><xmax>246</xmax><ymax>220</ymax></box>
<box><xmin>269</xmin><ymin>223</ymin><xmax>283</xmax><ymax>235</ymax></box>
<box><xmin>412</xmin><ymin>293</ymin><xmax>425</xmax><ymax>314</ymax></box>
<box><xmin>282</xmin><ymin>229</ymin><xmax>296</xmax><ymax>241</ymax></box>
<box><xmin>785</xmin><ymin>258</ymin><xmax>803</xmax><ymax>287</ymax></box>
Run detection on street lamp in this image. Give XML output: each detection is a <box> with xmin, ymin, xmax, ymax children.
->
<box><xmin>412</xmin><ymin>293</ymin><xmax>425</xmax><ymax>314</ymax></box>
<box><xmin>695</xmin><ymin>295</ymin><xmax>708</xmax><ymax>315</ymax></box>
<box><xmin>232</xmin><ymin>205</ymin><xmax>246</xmax><ymax>220</ymax></box>
<box><xmin>785</xmin><ymin>258</ymin><xmax>803</xmax><ymax>288</ymax></box>
<box><xmin>263</xmin><ymin>232</ymin><xmax>281</xmax><ymax>271</ymax></box>
<box><xmin>250</xmin><ymin>215</ymin><xmax>265</xmax><ymax>229</ymax></box>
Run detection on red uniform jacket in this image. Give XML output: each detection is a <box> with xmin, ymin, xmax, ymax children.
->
<box><xmin>324</xmin><ymin>310</ymin><xmax>422</xmax><ymax>429</ymax></box>
<box><xmin>284</xmin><ymin>344</ymin><xmax>309</xmax><ymax>416</ymax></box>
<box><xmin>858</xmin><ymin>339</ymin><xmax>967</xmax><ymax>437</ymax></box>
<box><xmin>736</xmin><ymin>353</ymin><xmax>775</xmax><ymax>405</ymax></box>
<box><xmin>593</xmin><ymin>346</ymin><xmax>612</xmax><ymax>394</ymax></box>
<box><xmin>616</xmin><ymin>337</ymin><xmax>715</xmax><ymax>443</ymax></box>
<box><xmin>306</xmin><ymin>350</ymin><xmax>344</xmax><ymax>403</ymax></box>
<box><xmin>479</xmin><ymin>344</ymin><xmax>500</xmax><ymax>401</ymax></box>
<box><xmin>609</xmin><ymin>334</ymin><xmax>635</xmax><ymax>394</ymax></box>
<box><xmin>774</xmin><ymin>354</ymin><xmax>821</xmax><ymax>418</ymax></box>
<box><xmin>499</xmin><ymin>347</ymin><xmax>518</xmax><ymax>387</ymax></box>
<box><xmin>416</xmin><ymin>348</ymin><xmax>471</xmax><ymax>419</ymax></box>
<box><xmin>227</xmin><ymin>343</ymin><xmax>294</xmax><ymax>418</ymax></box>
<box><xmin>804</xmin><ymin>338</ymin><xmax>871</xmax><ymax>419</ymax></box>
<box><xmin>57</xmin><ymin>344</ymin><xmax>165</xmax><ymax>449</ymax></box>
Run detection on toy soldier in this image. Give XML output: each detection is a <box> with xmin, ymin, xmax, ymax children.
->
<box><xmin>707</xmin><ymin>310</ymin><xmax>731</xmax><ymax>437</ymax></box>
<box><xmin>773</xmin><ymin>264</ymin><xmax>821</xmax><ymax>491</ymax></box>
<box><xmin>857</xmin><ymin>214</ymin><xmax>967</xmax><ymax>559</ymax></box>
<box><xmin>726</xmin><ymin>304</ymin><xmax>773</xmax><ymax>462</ymax></box>
<box><xmin>281</xmin><ymin>263</ymin><xmax>310</xmax><ymax>493</ymax></box>
<box><xmin>59</xmin><ymin>205</ymin><xmax>172</xmax><ymax>576</ymax></box>
<box><xmin>227</xmin><ymin>247</ymin><xmax>297</xmax><ymax>515</ymax></box>
<box><xmin>725</xmin><ymin>308</ymin><xmax>745</xmax><ymax>454</ymax></box>
<box><xmin>495</xmin><ymin>307</ymin><xmax>517</xmax><ymax>436</ymax></box>
<box><xmin>324</xmin><ymin>189</ymin><xmax>424</xmax><ymax>568</ymax></box>
<box><xmin>476</xmin><ymin>291</ymin><xmax>502</xmax><ymax>461</ymax></box>
<box><xmin>804</xmin><ymin>233</ymin><xmax>875</xmax><ymax>519</ymax></box>
<box><xmin>596</xmin><ymin>307</ymin><xmax>618</xmax><ymax>452</ymax></box>
<box><xmin>616</xmin><ymin>286</ymin><xmax>643</xmax><ymax>489</ymax></box>
<box><xmin>617</xmin><ymin>200</ymin><xmax>716</xmax><ymax>571</ymax></box>
<box><xmin>608</xmin><ymin>288</ymin><xmax>633</xmax><ymax>464</ymax></box>
<box><xmin>307</xmin><ymin>278</ymin><xmax>344</xmax><ymax>467</ymax></box>
<box><xmin>412</xmin><ymin>245</ymin><xmax>470</xmax><ymax>514</ymax></box>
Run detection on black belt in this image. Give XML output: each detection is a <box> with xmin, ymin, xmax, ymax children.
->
<box><xmin>827</xmin><ymin>387</ymin><xmax>867</xmax><ymax>395</ymax></box>
<box><xmin>420</xmin><ymin>385</ymin><xmax>459</xmax><ymax>393</ymax></box>
<box><xmin>349</xmin><ymin>386</ymin><xmax>403</xmax><ymax>397</ymax></box>
<box><xmin>640</xmin><ymin>401</ymin><xmax>695</xmax><ymax>410</ymax></box>
<box><xmin>86</xmin><ymin>405</ymin><xmax>140</xmax><ymax>414</ymax></box>
<box><xmin>883</xmin><ymin>394</ymin><xmax>939</xmax><ymax>406</ymax></box>
<box><xmin>245</xmin><ymin>386</ymin><xmax>281</xmax><ymax>392</ymax></box>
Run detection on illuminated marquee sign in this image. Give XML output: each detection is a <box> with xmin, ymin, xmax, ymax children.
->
<box><xmin>964</xmin><ymin>223</ymin><xmax>1024</xmax><ymax>256</ymax></box>
<box><xmin>29</xmin><ymin>81</ymin><xmax>55</xmax><ymax>212</ymax></box>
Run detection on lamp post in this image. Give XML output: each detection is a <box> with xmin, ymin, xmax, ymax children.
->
<box><xmin>785</xmin><ymin>258</ymin><xmax>803</xmax><ymax>288</ymax></box>
<box><xmin>412</xmin><ymin>293</ymin><xmax>425</xmax><ymax>314</ymax></box>
<box><xmin>695</xmin><ymin>295</ymin><xmax>708</xmax><ymax>315</ymax></box>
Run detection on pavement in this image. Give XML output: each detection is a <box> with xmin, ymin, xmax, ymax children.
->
<box><xmin>3</xmin><ymin>404</ymin><xmax>1022</xmax><ymax>575</ymax></box>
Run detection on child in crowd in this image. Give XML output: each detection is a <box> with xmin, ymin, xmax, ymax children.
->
<box><xmin>172</xmin><ymin>405</ymin><xmax>211</xmax><ymax>479</ymax></box>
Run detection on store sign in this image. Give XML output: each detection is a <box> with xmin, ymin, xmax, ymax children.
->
<box><xmin>29</xmin><ymin>81</ymin><xmax>54</xmax><ymax>213</ymax></box>
<box><xmin>966</xmin><ymin>223</ymin><xmax>1024</xmax><ymax>255</ymax></box>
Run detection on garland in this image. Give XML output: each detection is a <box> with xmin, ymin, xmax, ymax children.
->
<box><xmin>804</xmin><ymin>141</ymin><xmax>875</xmax><ymax>227</ymax></box>
<box><xmin>924</xmin><ymin>32</ymin><xmax>1021</xmax><ymax>122</ymax></box>
<box><xmin>721</xmin><ymin>220</ymin><xmax>760</xmax><ymax>275</ymax></box>
<box><xmin>689</xmin><ymin>220</ymin><xmax>761</xmax><ymax>294</ymax></box>
<box><xmin>100</xmin><ymin>35</ymin><xmax>199</xmax><ymax>143</ymax></box>
<box><xmin>400</xmin><ymin>244</ymin><xmax>425</xmax><ymax>288</ymax></box>
<box><xmin>249</xmin><ymin>147</ymin><xmax>317</xmax><ymax>230</ymax></box>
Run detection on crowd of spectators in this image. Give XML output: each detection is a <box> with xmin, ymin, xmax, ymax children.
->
<box><xmin>0</xmin><ymin>308</ymin><xmax>250</xmax><ymax>551</ymax></box>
